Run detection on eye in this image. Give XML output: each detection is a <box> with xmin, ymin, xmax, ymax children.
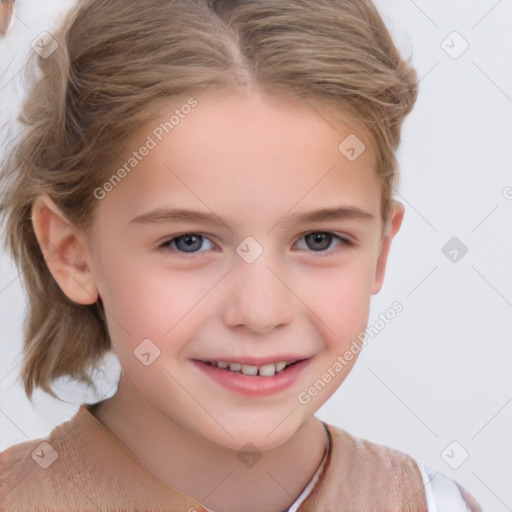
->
<box><xmin>158</xmin><ymin>233</ymin><xmax>215</xmax><ymax>253</ymax></box>
<box><xmin>294</xmin><ymin>231</ymin><xmax>353</xmax><ymax>253</ymax></box>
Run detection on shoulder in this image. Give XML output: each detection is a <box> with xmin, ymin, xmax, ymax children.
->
<box><xmin>0</xmin><ymin>405</ymin><xmax>202</xmax><ymax>511</ymax></box>
<box><xmin>309</xmin><ymin>422</ymin><xmax>427</xmax><ymax>511</ymax></box>
<box><xmin>416</xmin><ymin>463</ymin><xmax>483</xmax><ymax>512</ymax></box>
<box><xmin>317</xmin><ymin>423</ymin><xmax>483</xmax><ymax>512</ymax></box>
<box><xmin>0</xmin><ymin>436</ymin><xmax>43</xmax><ymax>496</ymax></box>
<box><xmin>0</xmin><ymin>406</ymin><xmax>92</xmax><ymax>509</ymax></box>
<box><xmin>325</xmin><ymin>422</ymin><xmax>423</xmax><ymax>479</ymax></box>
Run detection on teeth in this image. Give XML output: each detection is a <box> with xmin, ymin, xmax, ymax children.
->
<box><xmin>275</xmin><ymin>361</ymin><xmax>287</xmax><ymax>372</ymax></box>
<box><xmin>241</xmin><ymin>364</ymin><xmax>258</xmax><ymax>376</ymax></box>
<box><xmin>258</xmin><ymin>364</ymin><xmax>276</xmax><ymax>377</ymax></box>
<box><xmin>209</xmin><ymin>360</ymin><xmax>294</xmax><ymax>377</ymax></box>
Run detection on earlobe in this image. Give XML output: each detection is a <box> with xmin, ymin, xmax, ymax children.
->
<box><xmin>31</xmin><ymin>194</ymin><xmax>99</xmax><ymax>305</ymax></box>
<box><xmin>371</xmin><ymin>201</ymin><xmax>404</xmax><ymax>295</ymax></box>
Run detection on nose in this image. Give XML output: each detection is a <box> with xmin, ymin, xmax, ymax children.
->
<box><xmin>222</xmin><ymin>256</ymin><xmax>295</xmax><ymax>335</ymax></box>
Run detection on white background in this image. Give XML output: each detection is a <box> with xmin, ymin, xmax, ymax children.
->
<box><xmin>0</xmin><ymin>1</ymin><xmax>511</xmax><ymax>511</ymax></box>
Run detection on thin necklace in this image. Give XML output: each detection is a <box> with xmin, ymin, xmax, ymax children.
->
<box><xmin>203</xmin><ymin>423</ymin><xmax>331</xmax><ymax>512</ymax></box>
<box><xmin>281</xmin><ymin>422</ymin><xmax>331</xmax><ymax>512</ymax></box>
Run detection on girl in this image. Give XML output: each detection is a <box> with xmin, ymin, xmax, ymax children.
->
<box><xmin>0</xmin><ymin>0</ymin><xmax>483</xmax><ymax>510</ymax></box>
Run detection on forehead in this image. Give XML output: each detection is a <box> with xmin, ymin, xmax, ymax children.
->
<box><xmin>93</xmin><ymin>90</ymin><xmax>381</xmax><ymax>228</ymax></box>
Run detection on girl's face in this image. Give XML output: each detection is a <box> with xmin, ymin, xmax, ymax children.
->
<box><xmin>86</xmin><ymin>90</ymin><xmax>401</xmax><ymax>450</ymax></box>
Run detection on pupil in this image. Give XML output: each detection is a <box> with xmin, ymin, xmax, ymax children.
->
<box><xmin>177</xmin><ymin>234</ymin><xmax>201</xmax><ymax>252</ymax></box>
<box><xmin>307</xmin><ymin>232</ymin><xmax>331</xmax><ymax>251</ymax></box>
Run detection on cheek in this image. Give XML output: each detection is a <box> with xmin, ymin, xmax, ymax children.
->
<box><xmin>310</xmin><ymin>257</ymin><xmax>375</xmax><ymax>315</ymax></box>
<box><xmin>96</xmin><ymin>254</ymin><xmax>218</xmax><ymax>348</ymax></box>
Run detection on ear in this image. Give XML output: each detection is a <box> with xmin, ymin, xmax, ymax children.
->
<box><xmin>31</xmin><ymin>194</ymin><xmax>98</xmax><ymax>305</ymax></box>
<box><xmin>371</xmin><ymin>201</ymin><xmax>404</xmax><ymax>295</ymax></box>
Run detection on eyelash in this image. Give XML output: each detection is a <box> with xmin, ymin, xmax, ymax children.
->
<box><xmin>157</xmin><ymin>231</ymin><xmax>354</xmax><ymax>257</ymax></box>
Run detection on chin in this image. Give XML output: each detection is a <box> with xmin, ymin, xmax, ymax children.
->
<box><xmin>210</xmin><ymin>414</ymin><xmax>306</xmax><ymax>452</ymax></box>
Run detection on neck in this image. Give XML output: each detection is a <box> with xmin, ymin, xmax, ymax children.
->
<box><xmin>91</xmin><ymin>373</ymin><xmax>329</xmax><ymax>512</ymax></box>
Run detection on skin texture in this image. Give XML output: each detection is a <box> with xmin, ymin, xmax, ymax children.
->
<box><xmin>31</xmin><ymin>90</ymin><xmax>404</xmax><ymax>512</ymax></box>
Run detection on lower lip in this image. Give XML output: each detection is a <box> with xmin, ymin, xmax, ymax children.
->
<box><xmin>192</xmin><ymin>359</ymin><xmax>310</xmax><ymax>397</ymax></box>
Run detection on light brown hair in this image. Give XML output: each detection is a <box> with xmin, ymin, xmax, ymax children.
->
<box><xmin>0</xmin><ymin>0</ymin><xmax>418</xmax><ymax>400</ymax></box>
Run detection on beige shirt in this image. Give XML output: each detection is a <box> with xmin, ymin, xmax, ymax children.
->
<box><xmin>0</xmin><ymin>404</ymin><xmax>480</xmax><ymax>511</ymax></box>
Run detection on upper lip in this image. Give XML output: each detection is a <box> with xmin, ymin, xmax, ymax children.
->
<box><xmin>196</xmin><ymin>355</ymin><xmax>311</xmax><ymax>366</ymax></box>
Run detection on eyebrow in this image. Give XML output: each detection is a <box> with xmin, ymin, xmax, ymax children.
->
<box><xmin>128</xmin><ymin>205</ymin><xmax>375</xmax><ymax>231</ymax></box>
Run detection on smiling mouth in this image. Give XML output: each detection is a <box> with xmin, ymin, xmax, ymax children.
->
<box><xmin>200</xmin><ymin>359</ymin><xmax>304</xmax><ymax>377</ymax></box>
